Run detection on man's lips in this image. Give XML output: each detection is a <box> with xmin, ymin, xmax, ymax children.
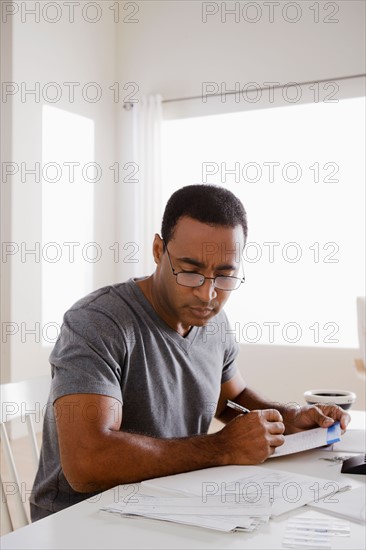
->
<box><xmin>189</xmin><ymin>306</ymin><xmax>215</xmax><ymax>318</ymax></box>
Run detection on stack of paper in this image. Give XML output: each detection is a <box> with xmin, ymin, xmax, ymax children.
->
<box><xmin>141</xmin><ymin>465</ymin><xmax>351</xmax><ymax>517</ymax></box>
<box><xmin>102</xmin><ymin>492</ymin><xmax>271</xmax><ymax>532</ymax></box>
<box><xmin>101</xmin><ymin>464</ymin><xmax>351</xmax><ymax>533</ymax></box>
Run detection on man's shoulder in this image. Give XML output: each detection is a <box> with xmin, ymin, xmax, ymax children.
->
<box><xmin>68</xmin><ymin>279</ymin><xmax>138</xmax><ymax>311</ymax></box>
<box><xmin>62</xmin><ymin>279</ymin><xmax>143</xmax><ymax>326</ymax></box>
<box><xmin>54</xmin><ymin>279</ymin><xmax>150</xmax><ymax>349</ymax></box>
<box><xmin>68</xmin><ymin>283</ymin><xmax>122</xmax><ymax>310</ymax></box>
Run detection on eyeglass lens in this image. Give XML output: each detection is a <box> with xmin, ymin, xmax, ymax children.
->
<box><xmin>176</xmin><ymin>272</ymin><xmax>240</xmax><ymax>290</ymax></box>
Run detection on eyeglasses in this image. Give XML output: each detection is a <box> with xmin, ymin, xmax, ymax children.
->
<box><xmin>164</xmin><ymin>244</ymin><xmax>245</xmax><ymax>291</ymax></box>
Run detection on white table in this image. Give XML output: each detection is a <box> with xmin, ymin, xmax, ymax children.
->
<box><xmin>2</xmin><ymin>413</ymin><xmax>365</xmax><ymax>549</ymax></box>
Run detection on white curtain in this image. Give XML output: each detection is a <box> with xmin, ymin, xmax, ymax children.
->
<box><xmin>117</xmin><ymin>95</ymin><xmax>163</xmax><ymax>279</ymax></box>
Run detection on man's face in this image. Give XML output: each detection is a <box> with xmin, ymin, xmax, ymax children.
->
<box><xmin>153</xmin><ymin>216</ymin><xmax>245</xmax><ymax>336</ymax></box>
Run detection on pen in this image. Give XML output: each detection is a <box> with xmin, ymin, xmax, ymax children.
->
<box><xmin>226</xmin><ymin>400</ymin><xmax>250</xmax><ymax>414</ymax></box>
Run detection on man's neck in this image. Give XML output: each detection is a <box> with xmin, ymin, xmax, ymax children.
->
<box><xmin>136</xmin><ymin>277</ymin><xmax>192</xmax><ymax>337</ymax></box>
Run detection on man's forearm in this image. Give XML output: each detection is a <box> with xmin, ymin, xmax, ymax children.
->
<box><xmin>67</xmin><ymin>428</ymin><xmax>227</xmax><ymax>493</ymax></box>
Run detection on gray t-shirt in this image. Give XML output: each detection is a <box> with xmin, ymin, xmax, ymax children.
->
<box><xmin>30</xmin><ymin>278</ymin><xmax>238</xmax><ymax>520</ymax></box>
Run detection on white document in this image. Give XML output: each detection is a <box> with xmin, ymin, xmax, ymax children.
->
<box><xmin>324</xmin><ymin>429</ymin><xmax>365</xmax><ymax>453</ymax></box>
<box><xmin>270</xmin><ymin>423</ymin><xmax>341</xmax><ymax>457</ymax></box>
<box><xmin>307</xmin><ymin>486</ymin><xmax>366</xmax><ymax>524</ymax></box>
<box><xmin>101</xmin><ymin>492</ymin><xmax>271</xmax><ymax>533</ymax></box>
<box><xmin>103</xmin><ymin>493</ymin><xmax>271</xmax><ymax>517</ymax></box>
<box><xmin>102</xmin><ymin>465</ymin><xmax>351</xmax><ymax>532</ymax></box>
<box><xmin>142</xmin><ymin>464</ymin><xmax>350</xmax><ymax>517</ymax></box>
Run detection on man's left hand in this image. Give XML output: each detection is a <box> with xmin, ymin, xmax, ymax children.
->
<box><xmin>283</xmin><ymin>404</ymin><xmax>351</xmax><ymax>435</ymax></box>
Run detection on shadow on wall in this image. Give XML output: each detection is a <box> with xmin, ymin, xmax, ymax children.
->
<box><xmin>236</xmin><ymin>345</ymin><xmax>365</xmax><ymax>411</ymax></box>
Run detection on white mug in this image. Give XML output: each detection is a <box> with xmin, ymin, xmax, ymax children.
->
<box><xmin>304</xmin><ymin>389</ymin><xmax>356</xmax><ymax>410</ymax></box>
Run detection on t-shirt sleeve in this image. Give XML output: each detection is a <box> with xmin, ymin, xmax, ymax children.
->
<box><xmin>49</xmin><ymin>305</ymin><xmax>126</xmax><ymax>404</ymax></box>
<box><xmin>220</xmin><ymin>312</ymin><xmax>239</xmax><ymax>383</ymax></box>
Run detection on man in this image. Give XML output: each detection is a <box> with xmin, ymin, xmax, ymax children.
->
<box><xmin>31</xmin><ymin>184</ymin><xmax>350</xmax><ymax>521</ymax></box>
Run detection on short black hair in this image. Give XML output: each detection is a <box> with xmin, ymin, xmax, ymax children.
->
<box><xmin>161</xmin><ymin>184</ymin><xmax>248</xmax><ymax>245</ymax></box>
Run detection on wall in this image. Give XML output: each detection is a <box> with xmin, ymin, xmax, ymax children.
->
<box><xmin>1</xmin><ymin>4</ymin><xmax>118</xmax><ymax>383</ymax></box>
<box><xmin>237</xmin><ymin>344</ymin><xmax>365</xmax><ymax>410</ymax></box>
<box><xmin>117</xmin><ymin>0</ymin><xmax>365</xmax><ymax>100</ymax></box>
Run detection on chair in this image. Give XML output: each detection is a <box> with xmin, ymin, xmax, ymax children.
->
<box><xmin>0</xmin><ymin>374</ymin><xmax>51</xmax><ymax>534</ymax></box>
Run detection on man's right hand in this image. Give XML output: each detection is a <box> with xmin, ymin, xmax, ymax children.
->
<box><xmin>216</xmin><ymin>409</ymin><xmax>285</xmax><ymax>464</ymax></box>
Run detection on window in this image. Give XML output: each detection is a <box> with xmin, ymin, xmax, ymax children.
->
<box><xmin>41</xmin><ymin>106</ymin><xmax>95</xmax><ymax>343</ymax></box>
<box><xmin>162</xmin><ymin>97</ymin><xmax>365</xmax><ymax>348</ymax></box>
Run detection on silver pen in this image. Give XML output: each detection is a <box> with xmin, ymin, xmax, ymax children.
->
<box><xmin>226</xmin><ymin>400</ymin><xmax>250</xmax><ymax>414</ymax></box>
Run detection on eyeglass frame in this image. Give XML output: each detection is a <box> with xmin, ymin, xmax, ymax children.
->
<box><xmin>163</xmin><ymin>241</ymin><xmax>245</xmax><ymax>291</ymax></box>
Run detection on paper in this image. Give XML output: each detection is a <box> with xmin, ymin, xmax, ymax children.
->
<box><xmin>102</xmin><ymin>464</ymin><xmax>351</xmax><ymax>532</ymax></box>
<box><xmin>101</xmin><ymin>491</ymin><xmax>271</xmax><ymax>532</ymax></box>
<box><xmin>324</xmin><ymin>429</ymin><xmax>365</xmax><ymax>453</ymax></box>
<box><xmin>307</xmin><ymin>486</ymin><xmax>366</xmax><ymax>524</ymax></box>
<box><xmin>282</xmin><ymin>517</ymin><xmax>350</xmax><ymax>548</ymax></box>
<box><xmin>142</xmin><ymin>464</ymin><xmax>350</xmax><ymax>517</ymax></box>
<box><xmin>270</xmin><ymin>423</ymin><xmax>341</xmax><ymax>457</ymax></box>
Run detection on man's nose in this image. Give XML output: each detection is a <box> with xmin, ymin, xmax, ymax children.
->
<box><xmin>193</xmin><ymin>278</ymin><xmax>217</xmax><ymax>302</ymax></box>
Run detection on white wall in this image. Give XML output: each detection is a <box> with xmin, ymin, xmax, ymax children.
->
<box><xmin>1</xmin><ymin>6</ymin><xmax>118</xmax><ymax>383</ymax></box>
<box><xmin>117</xmin><ymin>0</ymin><xmax>365</xmax><ymax>100</ymax></box>
<box><xmin>237</xmin><ymin>344</ymin><xmax>365</xmax><ymax>410</ymax></box>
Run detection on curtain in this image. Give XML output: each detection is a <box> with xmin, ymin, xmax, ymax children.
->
<box><xmin>117</xmin><ymin>94</ymin><xmax>163</xmax><ymax>279</ymax></box>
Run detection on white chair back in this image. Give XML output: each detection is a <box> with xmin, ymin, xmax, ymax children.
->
<box><xmin>0</xmin><ymin>374</ymin><xmax>51</xmax><ymax>534</ymax></box>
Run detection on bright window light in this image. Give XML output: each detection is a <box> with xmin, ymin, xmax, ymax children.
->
<box><xmin>162</xmin><ymin>97</ymin><xmax>365</xmax><ymax>348</ymax></box>
<box><xmin>42</xmin><ymin>106</ymin><xmax>95</xmax><ymax>343</ymax></box>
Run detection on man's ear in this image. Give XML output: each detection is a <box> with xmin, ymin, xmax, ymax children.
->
<box><xmin>152</xmin><ymin>234</ymin><xmax>164</xmax><ymax>265</ymax></box>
